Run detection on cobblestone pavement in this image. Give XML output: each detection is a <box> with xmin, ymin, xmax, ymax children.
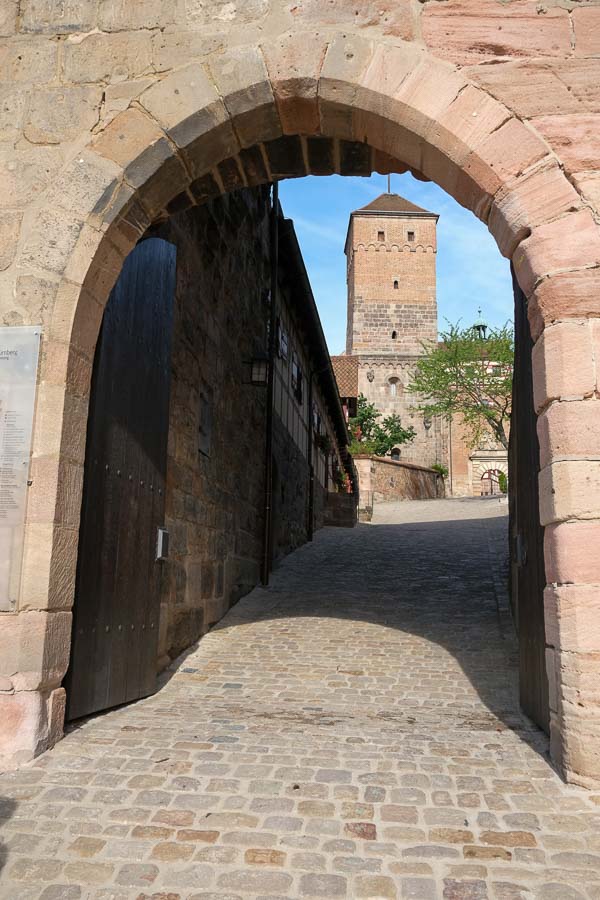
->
<box><xmin>1</xmin><ymin>498</ymin><xmax>600</xmax><ymax>900</ymax></box>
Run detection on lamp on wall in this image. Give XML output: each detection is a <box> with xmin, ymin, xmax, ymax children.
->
<box><xmin>367</xmin><ymin>370</ymin><xmax>375</xmax><ymax>382</ymax></box>
<box><xmin>423</xmin><ymin>416</ymin><xmax>432</xmax><ymax>431</ymax></box>
<box><xmin>247</xmin><ymin>353</ymin><xmax>269</xmax><ymax>386</ymax></box>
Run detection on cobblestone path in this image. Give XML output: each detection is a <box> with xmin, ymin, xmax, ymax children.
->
<box><xmin>1</xmin><ymin>498</ymin><xmax>600</xmax><ymax>900</ymax></box>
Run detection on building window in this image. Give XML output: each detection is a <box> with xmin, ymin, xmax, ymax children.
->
<box><xmin>277</xmin><ymin>319</ymin><xmax>289</xmax><ymax>360</ymax></box>
<box><xmin>377</xmin><ymin>230</ymin><xmax>385</xmax><ymax>242</ymax></box>
<box><xmin>389</xmin><ymin>376</ymin><xmax>400</xmax><ymax>397</ymax></box>
<box><xmin>391</xmin><ymin>330</ymin><xmax>397</xmax><ymax>340</ymax></box>
<box><xmin>408</xmin><ymin>231</ymin><xmax>415</xmax><ymax>242</ymax></box>
<box><xmin>291</xmin><ymin>353</ymin><xmax>303</xmax><ymax>404</ymax></box>
<box><xmin>393</xmin><ymin>280</ymin><xmax>399</xmax><ymax>289</ymax></box>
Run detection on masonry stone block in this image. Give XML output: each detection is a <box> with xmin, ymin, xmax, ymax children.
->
<box><xmin>0</xmin><ymin>87</ymin><xmax>27</xmax><ymax>142</ymax></box>
<box><xmin>554</xmin><ymin>659</ymin><xmax>600</xmax><ymax>787</ymax></box>
<box><xmin>19</xmin><ymin>209</ymin><xmax>84</xmax><ymax>278</ymax></box>
<box><xmin>319</xmin><ymin>34</ymin><xmax>376</xmax><ymax>142</ymax></box>
<box><xmin>467</xmin><ymin>59</ymin><xmax>578</xmax><ymax>120</ymax></box>
<box><xmin>64</xmin><ymin>31</ymin><xmax>153</xmax><ymax>84</ymax></box>
<box><xmin>98</xmin><ymin>0</ymin><xmax>178</xmax><ymax>32</ymax></box>
<box><xmin>457</xmin><ymin>118</ymin><xmax>548</xmax><ymax>224</ymax></box>
<box><xmin>139</xmin><ymin>63</ymin><xmax>228</xmax><ymax>150</ymax></box>
<box><xmin>422</xmin><ymin>0</ymin><xmax>571</xmax><ymax>66</ymax></box>
<box><xmin>0</xmin><ymin>610</ymin><xmax>72</xmax><ymax>692</ymax></box>
<box><xmin>0</xmin><ymin>690</ymin><xmax>53</xmax><ymax>770</ymax></box>
<box><xmin>0</xmin><ymin>0</ymin><xmax>17</xmax><ymax>36</ymax></box>
<box><xmin>152</xmin><ymin>30</ymin><xmax>224</xmax><ymax>74</ymax></box>
<box><xmin>20</xmin><ymin>0</ymin><xmax>98</xmax><ymax>33</ymax></box>
<box><xmin>44</xmin><ymin>151</ymin><xmax>123</xmax><ymax>224</ymax></box>
<box><xmin>24</xmin><ymin>87</ymin><xmax>102</xmax><ymax>145</ymax></box>
<box><xmin>537</xmin><ymin>399</ymin><xmax>600</xmax><ymax>469</ymax></box>
<box><xmin>263</xmin><ymin>32</ymin><xmax>328</xmax><ymax>136</ymax></box>
<box><xmin>489</xmin><ymin>161</ymin><xmax>580</xmax><ymax>259</ymax></box>
<box><xmin>20</xmin><ymin>523</ymin><xmax>79</xmax><ymax>612</ymax></box>
<box><xmin>532</xmin><ymin>321</ymin><xmax>595</xmax><ymax>413</ymax></box>
<box><xmin>533</xmin><ymin>114</ymin><xmax>600</xmax><ymax>175</ymax></box>
<box><xmin>27</xmin><ymin>456</ymin><xmax>84</xmax><ymax>531</ymax></box>
<box><xmin>208</xmin><ymin>45</ymin><xmax>280</xmax><ymax>147</ymax></box>
<box><xmin>0</xmin><ymin>211</ymin><xmax>23</xmax><ymax>272</ymax></box>
<box><xmin>183</xmin><ymin>0</ymin><xmax>268</xmax><ymax>29</ymax></box>
<box><xmin>544</xmin><ymin>585</ymin><xmax>600</xmax><ymax>654</ymax></box>
<box><xmin>545</xmin><ymin>521</ymin><xmax>600</xmax><ymax>587</ymax></box>
<box><xmin>92</xmin><ymin>107</ymin><xmax>172</xmax><ymax>191</ymax></box>
<box><xmin>0</xmin><ymin>146</ymin><xmax>64</xmax><ymax>210</ymax></box>
<box><xmin>572</xmin><ymin>171</ymin><xmax>600</xmax><ymax>214</ymax></box>
<box><xmin>539</xmin><ymin>460</ymin><xmax>600</xmax><ymax>526</ymax></box>
<box><xmin>515</xmin><ymin>210</ymin><xmax>600</xmax><ymax>298</ymax></box>
<box><xmin>0</xmin><ymin>37</ymin><xmax>58</xmax><ymax>83</ymax></box>
<box><xmin>293</xmin><ymin>0</ymin><xmax>415</xmax><ymax>40</ymax></box>
<box><xmin>12</xmin><ymin>275</ymin><xmax>59</xmax><ymax>331</ymax></box>
<box><xmin>573</xmin><ymin>7</ymin><xmax>600</xmax><ymax>58</ymax></box>
<box><xmin>422</xmin><ymin>85</ymin><xmax>510</xmax><ymax>199</ymax></box>
<box><xmin>527</xmin><ymin>269</ymin><xmax>600</xmax><ymax>341</ymax></box>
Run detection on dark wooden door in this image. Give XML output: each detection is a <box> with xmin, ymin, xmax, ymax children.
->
<box><xmin>509</xmin><ymin>266</ymin><xmax>549</xmax><ymax>733</ymax></box>
<box><xmin>65</xmin><ymin>237</ymin><xmax>176</xmax><ymax>721</ymax></box>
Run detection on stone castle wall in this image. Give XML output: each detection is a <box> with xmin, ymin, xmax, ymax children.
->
<box><xmin>1</xmin><ymin>0</ymin><xmax>599</xmax><ymax>782</ymax></box>
<box><xmin>356</xmin><ymin>356</ymin><xmax>447</xmax><ymax>469</ymax></box>
<box><xmin>152</xmin><ymin>187</ymin><xmax>331</xmax><ymax>669</ymax></box>
<box><xmin>355</xmin><ymin>455</ymin><xmax>444</xmax><ymax>508</ymax></box>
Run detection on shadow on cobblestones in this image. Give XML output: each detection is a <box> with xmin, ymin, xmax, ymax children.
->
<box><xmin>207</xmin><ymin>503</ymin><xmax>547</xmax><ymax>762</ymax></box>
<box><xmin>3</xmin><ymin>500</ymin><xmax>599</xmax><ymax>899</ymax></box>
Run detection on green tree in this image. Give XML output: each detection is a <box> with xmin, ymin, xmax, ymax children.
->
<box><xmin>408</xmin><ymin>321</ymin><xmax>514</xmax><ymax>450</ymax></box>
<box><xmin>349</xmin><ymin>394</ymin><xmax>416</xmax><ymax>457</ymax></box>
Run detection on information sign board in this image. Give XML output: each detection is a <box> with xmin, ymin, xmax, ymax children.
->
<box><xmin>0</xmin><ymin>326</ymin><xmax>41</xmax><ymax>611</ymax></box>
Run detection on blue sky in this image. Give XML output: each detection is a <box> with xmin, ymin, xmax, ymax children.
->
<box><xmin>279</xmin><ymin>173</ymin><xmax>513</xmax><ymax>356</ymax></box>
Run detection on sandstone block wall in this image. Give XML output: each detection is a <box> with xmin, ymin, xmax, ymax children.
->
<box><xmin>356</xmin><ymin>356</ymin><xmax>447</xmax><ymax>470</ymax></box>
<box><xmin>0</xmin><ymin>0</ymin><xmax>599</xmax><ymax>782</ymax></box>
<box><xmin>355</xmin><ymin>455</ymin><xmax>444</xmax><ymax>506</ymax></box>
<box><xmin>149</xmin><ymin>186</ymin><xmax>333</xmax><ymax>669</ymax></box>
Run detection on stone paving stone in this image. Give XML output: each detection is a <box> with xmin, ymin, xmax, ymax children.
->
<box><xmin>1</xmin><ymin>499</ymin><xmax>600</xmax><ymax>898</ymax></box>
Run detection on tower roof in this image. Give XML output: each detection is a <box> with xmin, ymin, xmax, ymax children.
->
<box><xmin>353</xmin><ymin>192</ymin><xmax>438</xmax><ymax>218</ymax></box>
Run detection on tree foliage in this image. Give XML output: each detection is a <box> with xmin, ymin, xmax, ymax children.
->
<box><xmin>349</xmin><ymin>394</ymin><xmax>416</xmax><ymax>457</ymax></box>
<box><xmin>408</xmin><ymin>321</ymin><xmax>514</xmax><ymax>450</ymax></box>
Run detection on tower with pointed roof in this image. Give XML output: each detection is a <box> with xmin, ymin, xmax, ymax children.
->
<box><xmin>343</xmin><ymin>191</ymin><xmax>444</xmax><ymax>467</ymax></box>
<box><xmin>345</xmin><ymin>193</ymin><xmax>439</xmax><ymax>356</ymax></box>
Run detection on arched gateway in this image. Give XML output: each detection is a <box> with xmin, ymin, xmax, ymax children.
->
<box><xmin>1</xmin><ymin>4</ymin><xmax>599</xmax><ymax>787</ymax></box>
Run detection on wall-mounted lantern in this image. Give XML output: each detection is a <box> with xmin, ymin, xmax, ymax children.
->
<box><xmin>423</xmin><ymin>416</ymin><xmax>432</xmax><ymax>431</ymax></box>
<box><xmin>367</xmin><ymin>369</ymin><xmax>375</xmax><ymax>383</ymax></box>
<box><xmin>246</xmin><ymin>354</ymin><xmax>269</xmax><ymax>386</ymax></box>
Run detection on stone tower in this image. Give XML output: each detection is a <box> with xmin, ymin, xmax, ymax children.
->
<box><xmin>345</xmin><ymin>192</ymin><xmax>444</xmax><ymax>467</ymax></box>
<box><xmin>345</xmin><ymin>193</ymin><xmax>438</xmax><ymax>356</ymax></box>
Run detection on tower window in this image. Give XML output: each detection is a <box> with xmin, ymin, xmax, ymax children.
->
<box><xmin>408</xmin><ymin>231</ymin><xmax>415</xmax><ymax>242</ymax></box>
<box><xmin>377</xmin><ymin>230</ymin><xmax>385</xmax><ymax>242</ymax></box>
<box><xmin>391</xmin><ymin>330</ymin><xmax>397</xmax><ymax>340</ymax></box>
<box><xmin>393</xmin><ymin>280</ymin><xmax>399</xmax><ymax>290</ymax></box>
<box><xmin>389</xmin><ymin>376</ymin><xmax>400</xmax><ymax>398</ymax></box>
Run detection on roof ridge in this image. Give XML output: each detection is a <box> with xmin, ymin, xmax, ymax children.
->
<box><xmin>353</xmin><ymin>192</ymin><xmax>436</xmax><ymax>216</ymax></box>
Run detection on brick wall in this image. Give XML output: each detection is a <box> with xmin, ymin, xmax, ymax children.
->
<box><xmin>347</xmin><ymin>212</ymin><xmax>438</xmax><ymax>355</ymax></box>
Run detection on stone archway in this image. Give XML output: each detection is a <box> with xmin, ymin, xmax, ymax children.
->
<box><xmin>2</xmin><ymin>26</ymin><xmax>600</xmax><ymax>786</ymax></box>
